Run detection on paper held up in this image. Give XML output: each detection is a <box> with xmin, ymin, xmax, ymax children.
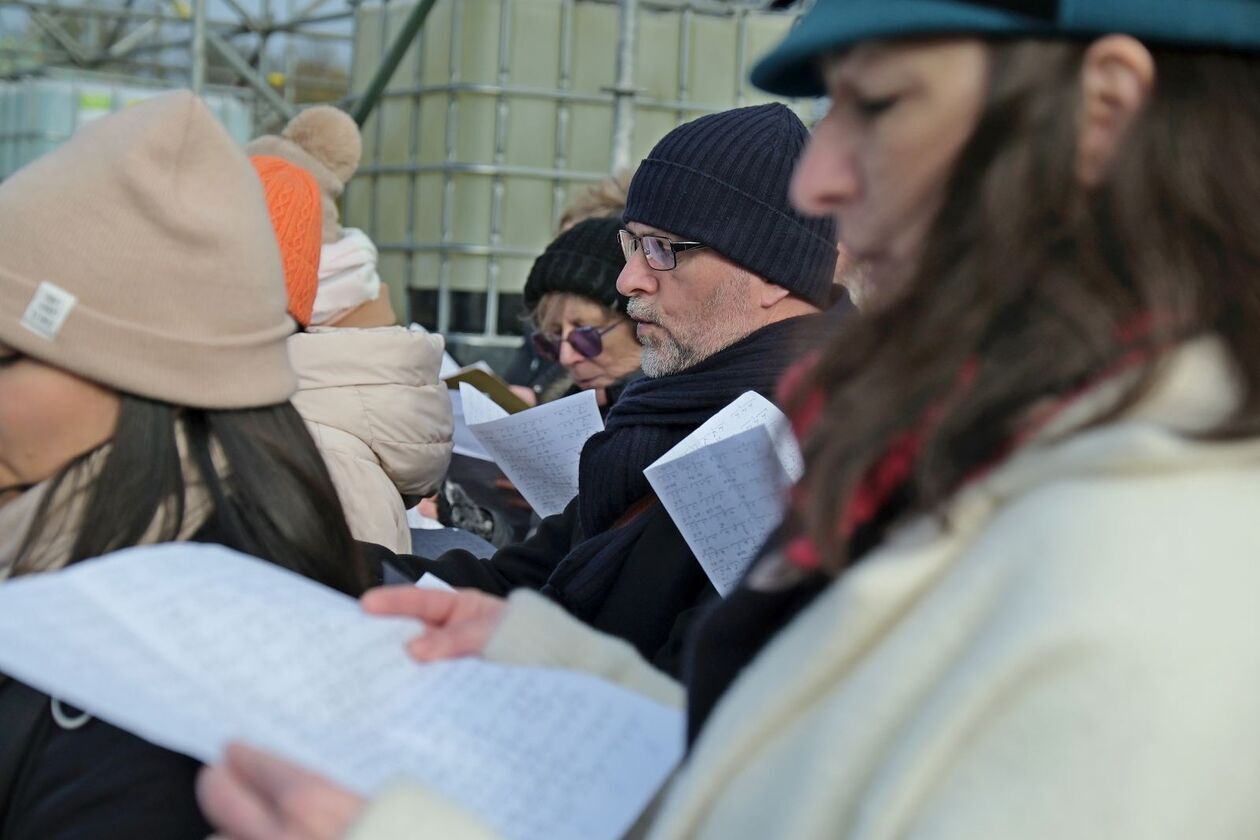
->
<box><xmin>430</xmin><ymin>334</ymin><xmax>530</xmax><ymax>414</ymax></box>
<box><xmin>0</xmin><ymin>543</ymin><xmax>684</xmax><ymax>840</ymax></box>
<box><xmin>459</xmin><ymin>384</ymin><xmax>605</xmax><ymax>518</ymax></box>
<box><xmin>448</xmin><ymin>387</ymin><xmax>495</xmax><ymax>462</ymax></box>
<box><xmin>645</xmin><ymin>391</ymin><xmax>804</xmax><ymax>597</ymax></box>
<box><xmin>444</xmin><ymin>364</ymin><xmax>531</xmax><ymax>414</ymax></box>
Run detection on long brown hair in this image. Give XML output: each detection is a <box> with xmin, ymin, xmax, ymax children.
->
<box><xmin>787</xmin><ymin>40</ymin><xmax>1260</xmax><ymax>572</ymax></box>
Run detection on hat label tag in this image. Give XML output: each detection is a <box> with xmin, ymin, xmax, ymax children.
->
<box><xmin>21</xmin><ymin>282</ymin><xmax>77</xmax><ymax>340</ymax></box>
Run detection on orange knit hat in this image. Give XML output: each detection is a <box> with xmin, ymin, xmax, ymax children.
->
<box><xmin>250</xmin><ymin>155</ymin><xmax>321</xmax><ymax>327</ymax></box>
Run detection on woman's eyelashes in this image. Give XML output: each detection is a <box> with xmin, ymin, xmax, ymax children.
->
<box><xmin>853</xmin><ymin>93</ymin><xmax>900</xmax><ymax>119</ymax></box>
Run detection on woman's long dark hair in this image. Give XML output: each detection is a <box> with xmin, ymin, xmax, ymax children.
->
<box><xmin>17</xmin><ymin>395</ymin><xmax>371</xmax><ymax>596</ymax></box>
<box><xmin>787</xmin><ymin>41</ymin><xmax>1260</xmax><ymax>572</ymax></box>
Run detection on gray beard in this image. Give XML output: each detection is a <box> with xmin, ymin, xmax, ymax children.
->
<box><xmin>639</xmin><ymin>335</ymin><xmax>703</xmax><ymax>378</ymax></box>
<box><xmin>627</xmin><ymin>278</ymin><xmax>754</xmax><ymax>378</ymax></box>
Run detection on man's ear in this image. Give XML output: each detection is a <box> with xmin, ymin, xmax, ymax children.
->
<box><xmin>1076</xmin><ymin>34</ymin><xmax>1156</xmax><ymax>187</ymax></box>
<box><xmin>759</xmin><ymin>280</ymin><xmax>792</xmax><ymax>309</ymax></box>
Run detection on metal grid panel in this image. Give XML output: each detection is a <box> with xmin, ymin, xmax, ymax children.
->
<box><xmin>0</xmin><ymin>0</ymin><xmax>357</xmax><ymax>129</ymax></box>
<box><xmin>346</xmin><ymin>0</ymin><xmax>806</xmax><ymax>350</ymax></box>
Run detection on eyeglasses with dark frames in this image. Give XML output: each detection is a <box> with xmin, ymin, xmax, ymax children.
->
<box><xmin>618</xmin><ymin>229</ymin><xmax>708</xmax><ymax>271</ymax></box>
<box><xmin>530</xmin><ymin>320</ymin><xmax>626</xmax><ymax>362</ymax></box>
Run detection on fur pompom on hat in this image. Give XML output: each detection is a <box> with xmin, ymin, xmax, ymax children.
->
<box><xmin>246</xmin><ymin>105</ymin><xmax>361</xmax><ymax>244</ymax></box>
<box><xmin>251</xmin><ymin>156</ymin><xmax>322</xmax><ymax>327</ymax></box>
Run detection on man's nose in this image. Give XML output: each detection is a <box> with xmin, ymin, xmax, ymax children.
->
<box><xmin>617</xmin><ymin>253</ymin><xmax>659</xmax><ymax>298</ymax></box>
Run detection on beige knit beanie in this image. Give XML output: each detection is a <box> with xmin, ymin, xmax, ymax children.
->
<box><xmin>0</xmin><ymin>90</ymin><xmax>296</xmax><ymax>409</ymax></box>
<box><xmin>245</xmin><ymin>106</ymin><xmax>361</xmax><ymax>244</ymax></box>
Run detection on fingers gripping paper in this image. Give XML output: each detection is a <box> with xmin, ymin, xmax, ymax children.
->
<box><xmin>645</xmin><ymin>392</ymin><xmax>804</xmax><ymax>596</ymax></box>
<box><xmin>0</xmin><ymin>544</ymin><xmax>684</xmax><ymax>840</ymax></box>
<box><xmin>459</xmin><ymin>384</ymin><xmax>605</xmax><ymax>518</ymax></box>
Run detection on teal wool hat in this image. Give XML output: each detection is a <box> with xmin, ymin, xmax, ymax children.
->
<box><xmin>753</xmin><ymin>0</ymin><xmax>1260</xmax><ymax>97</ymax></box>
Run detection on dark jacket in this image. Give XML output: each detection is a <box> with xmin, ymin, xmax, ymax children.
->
<box><xmin>0</xmin><ymin>523</ymin><xmax>386</xmax><ymax>840</ymax></box>
<box><xmin>0</xmin><ymin>681</ymin><xmax>210</xmax><ymax>840</ymax></box>
<box><xmin>387</xmin><ymin>314</ymin><xmax>845</xmax><ymax>676</ymax></box>
<box><xmin>380</xmin><ymin>493</ymin><xmax>715</xmax><ymax>676</ymax></box>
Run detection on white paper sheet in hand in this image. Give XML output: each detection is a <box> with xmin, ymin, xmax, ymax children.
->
<box><xmin>645</xmin><ymin>392</ymin><xmax>804</xmax><ymax>596</ymax></box>
<box><xmin>0</xmin><ymin>544</ymin><xmax>683</xmax><ymax>840</ymax></box>
<box><xmin>448</xmin><ymin>389</ymin><xmax>495</xmax><ymax>461</ymax></box>
<box><xmin>459</xmin><ymin>383</ymin><xmax>605</xmax><ymax>518</ymax></box>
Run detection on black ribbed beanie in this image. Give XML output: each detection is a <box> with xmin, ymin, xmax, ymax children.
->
<box><xmin>523</xmin><ymin>216</ymin><xmax>629</xmax><ymax>315</ymax></box>
<box><xmin>622</xmin><ymin>103</ymin><xmax>837</xmax><ymax>307</ymax></box>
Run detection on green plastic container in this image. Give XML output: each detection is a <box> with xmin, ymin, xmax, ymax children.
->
<box><xmin>346</xmin><ymin>0</ymin><xmax>805</xmax><ymax>355</ymax></box>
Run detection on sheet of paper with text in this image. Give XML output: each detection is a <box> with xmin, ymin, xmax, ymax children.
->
<box><xmin>0</xmin><ymin>543</ymin><xmax>683</xmax><ymax>840</ymax></box>
<box><xmin>645</xmin><ymin>392</ymin><xmax>804</xmax><ymax>596</ymax></box>
<box><xmin>459</xmin><ymin>383</ymin><xmax>605</xmax><ymax>518</ymax></box>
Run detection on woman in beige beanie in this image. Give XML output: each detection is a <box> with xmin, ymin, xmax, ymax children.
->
<box><xmin>0</xmin><ymin>91</ymin><xmax>374</xmax><ymax>837</ymax></box>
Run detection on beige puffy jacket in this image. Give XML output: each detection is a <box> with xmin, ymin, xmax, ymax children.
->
<box><xmin>289</xmin><ymin>326</ymin><xmax>453</xmax><ymax>553</ymax></box>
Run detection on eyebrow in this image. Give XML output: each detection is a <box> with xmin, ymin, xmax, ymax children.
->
<box><xmin>626</xmin><ymin>222</ymin><xmax>680</xmax><ymax>239</ymax></box>
<box><xmin>822</xmin><ymin>43</ymin><xmax>901</xmax><ymax>89</ymax></box>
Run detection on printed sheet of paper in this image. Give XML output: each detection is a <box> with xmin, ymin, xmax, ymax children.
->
<box><xmin>459</xmin><ymin>384</ymin><xmax>604</xmax><ymax>518</ymax></box>
<box><xmin>416</xmin><ymin>572</ymin><xmax>456</xmax><ymax>592</ymax></box>
<box><xmin>448</xmin><ymin>388</ymin><xmax>495</xmax><ymax>461</ymax></box>
<box><xmin>0</xmin><ymin>544</ymin><xmax>684</xmax><ymax>840</ymax></box>
<box><xmin>645</xmin><ymin>392</ymin><xmax>804</xmax><ymax>596</ymax></box>
<box><xmin>651</xmin><ymin>391</ymin><xmax>803</xmax><ymax>476</ymax></box>
<box><xmin>446</xmin><ymin>367</ymin><xmax>531</xmax><ymax>414</ymax></box>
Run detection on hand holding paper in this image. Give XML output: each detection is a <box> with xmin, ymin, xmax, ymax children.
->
<box><xmin>0</xmin><ymin>544</ymin><xmax>684</xmax><ymax>840</ymax></box>
<box><xmin>198</xmin><ymin>744</ymin><xmax>365</xmax><ymax>840</ymax></box>
<box><xmin>363</xmin><ymin>584</ymin><xmax>505</xmax><ymax>662</ymax></box>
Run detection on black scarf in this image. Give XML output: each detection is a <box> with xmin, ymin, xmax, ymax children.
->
<box><xmin>541</xmin><ymin>313</ymin><xmax>836</xmax><ymax>619</ymax></box>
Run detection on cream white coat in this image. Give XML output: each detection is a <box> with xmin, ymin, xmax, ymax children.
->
<box><xmin>349</xmin><ymin>338</ymin><xmax>1260</xmax><ymax>839</ymax></box>
<box><xmin>289</xmin><ymin>326</ymin><xmax>453</xmax><ymax>553</ymax></box>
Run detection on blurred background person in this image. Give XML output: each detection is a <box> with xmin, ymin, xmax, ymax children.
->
<box><xmin>522</xmin><ymin>217</ymin><xmax>641</xmax><ymax>414</ymax></box>
<box><xmin>506</xmin><ymin>170</ymin><xmax>635</xmax><ymax>406</ymax></box>
<box><xmin>249</xmin><ymin>107</ymin><xmax>453</xmax><ymax>555</ymax></box>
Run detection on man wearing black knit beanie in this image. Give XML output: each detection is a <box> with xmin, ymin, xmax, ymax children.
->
<box><xmin>620</xmin><ymin>103</ymin><xmax>838</xmax><ymax>376</ymax></box>
<box><xmin>390</xmin><ymin>104</ymin><xmax>842</xmax><ymax>676</ymax></box>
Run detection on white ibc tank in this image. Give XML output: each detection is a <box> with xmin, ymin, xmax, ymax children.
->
<box><xmin>345</xmin><ymin>0</ymin><xmax>807</xmax><ymax>354</ymax></box>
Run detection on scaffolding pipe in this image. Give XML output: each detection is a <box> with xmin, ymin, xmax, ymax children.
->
<box><xmin>350</xmin><ymin>0</ymin><xmax>439</xmax><ymax>127</ymax></box>
<box><xmin>610</xmin><ymin>0</ymin><xmax>638</xmax><ymax>172</ymax></box>
<box><xmin>207</xmin><ymin>29</ymin><xmax>295</xmax><ymax>118</ymax></box>
<box><xmin>191</xmin><ymin>0</ymin><xmax>206</xmax><ymax>94</ymax></box>
<box><xmin>26</xmin><ymin>10</ymin><xmax>90</xmax><ymax>65</ymax></box>
<box><xmin>218</xmin><ymin>0</ymin><xmax>260</xmax><ymax>32</ymax></box>
<box><xmin>8</xmin><ymin>2</ymin><xmax>350</xmax><ymax>34</ymax></box>
<box><xmin>108</xmin><ymin>19</ymin><xmax>159</xmax><ymax>59</ymax></box>
<box><xmin>16</xmin><ymin>1</ymin><xmax>234</xmax><ymax>28</ymax></box>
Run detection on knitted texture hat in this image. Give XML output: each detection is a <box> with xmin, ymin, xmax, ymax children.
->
<box><xmin>0</xmin><ymin>90</ymin><xmax>296</xmax><ymax>409</ymax></box>
<box><xmin>245</xmin><ymin>106</ymin><xmax>361</xmax><ymax>244</ymax></box>
<box><xmin>523</xmin><ymin>217</ymin><xmax>629</xmax><ymax>315</ymax></box>
<box><xmin>622</xmin><ymin>104</ymin><xmax>837</xmax><ymax>307</ymax></box>
<box><xmin>754</xmin><ymin>0</ymin><xmax>1260</xmax><ymax>96</ymax></box>
<box><xmin>251</xmin><ymin>156</ymin><xmax>322</xmax><ymax>327</ymax></box>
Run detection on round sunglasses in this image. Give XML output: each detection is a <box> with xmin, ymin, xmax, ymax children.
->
<box><xmin>531</xmin><ymin>320</ymin><xmax>626</xmax><ymax>362</ymax></box>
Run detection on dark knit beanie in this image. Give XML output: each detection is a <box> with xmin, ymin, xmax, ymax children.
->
<box><xmin>622</xmin><ymin>103</ymin><xmax>837</xmax><ymax>307</ymax></box>
<box><xmin>523</xmin><ymin>217</ymin><xmax>629</xmax><ymax>315</ymax></box>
